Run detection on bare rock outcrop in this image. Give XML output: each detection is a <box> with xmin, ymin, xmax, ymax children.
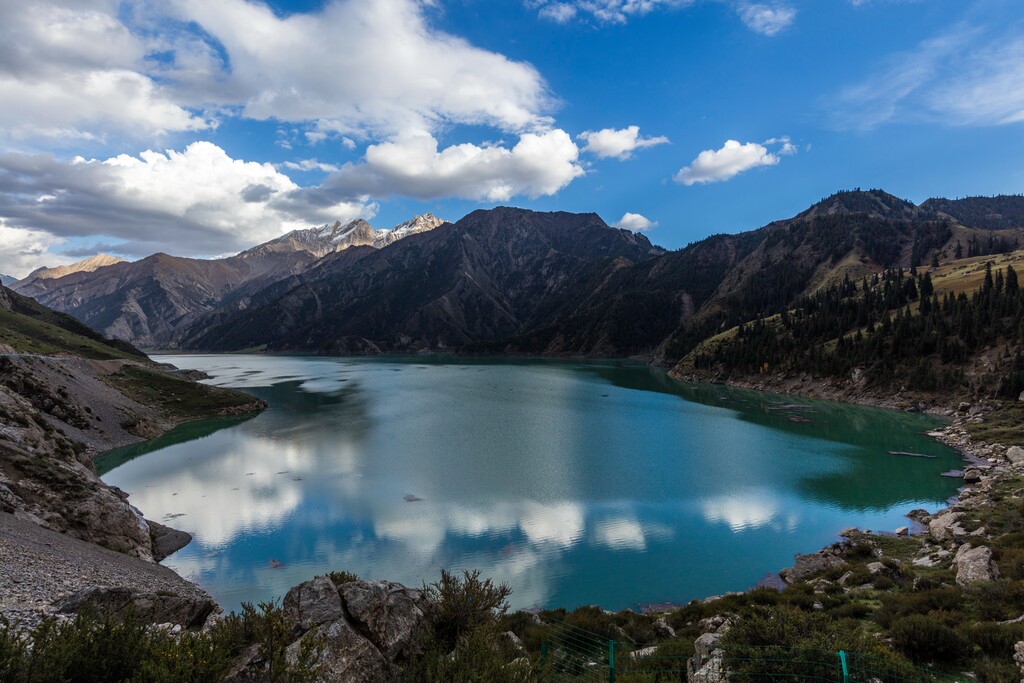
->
<box><xmin>953</xmin><ymin>544</ymin><xmax>999</xmax><ymax>586</ymax></box>
<box><xmin>247</xmin><ymin>576</ymin><xmax>435</xmax><ymax>683</ymax></box>
<box><xmin>780</xmin><ymin>547</ymin><xmax>846</xmax><ymax>584</ymax></box>
<box><xmin>57</xmin><ymin>586</ymin><xmax>218</xmax><ymax>629</ymax></box>
<box><xmin>929</xmin><ymin>511</ymin><xmax>969</xmax><ymax>544</ymax></box>
<box><xmin>687</xmin><ymin>614</ymin><xmax>735</xmax><ymax>683</ymax></box>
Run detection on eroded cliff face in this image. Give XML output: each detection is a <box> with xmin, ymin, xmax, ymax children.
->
<box><xmin>0</xmin><ymin>356</ymin><xmax>161</xmax><ymax>560</ymax></box>
<box><xmin>0</xmin><ymin>283</ymin><xmax>266</xmax><ymax>562</ymax></box>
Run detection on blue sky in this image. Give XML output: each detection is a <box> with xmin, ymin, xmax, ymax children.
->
<box><xmin>0</xmin><ymin>0</ymin><xmax>1022</xmax><ymax>276</ymax></box>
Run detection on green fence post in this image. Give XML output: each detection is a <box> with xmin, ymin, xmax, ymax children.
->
<box><xmin>837</xmin><ymin>650</ymin><xmax>849</xmax><ymax>683</ymax></box>
<box><xmin>608</xmin><ymin>640</ymin><xmax>616</xmax><ymax>683</ymax></box>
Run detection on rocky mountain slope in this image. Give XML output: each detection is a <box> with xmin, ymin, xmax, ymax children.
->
<box><xmin>12</xmin><ymin>215</ymin><xmax>446</xmax><ymax>348</ymax></box>
<box><xmin>181</xmin><ymin>207</ymin><xmax>665</xmax><ymax>354</ymax></box>
<box><xmin>0</xmin><ymin>274</ymin><xmax>17</xmax><ymax>286</ymax></box>
<box><xmin>14</xmin><ymin>254</ymin><xmax>126</xmax><ymax>296</ymax></box>
<box><xmin>182</xmin><ymin>190</ymin><xmax>994</xmax><ymax>359</ymax></box>
<box><xmin>0</xmin><ymin>284</ymin><xmax>263</xmax><ymax>562</ymax></box>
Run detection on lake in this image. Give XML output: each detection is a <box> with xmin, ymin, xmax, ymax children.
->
<box><xmin>99</xmin><ymin>355</ymin><xmax>963</xmax><ymax>613</ymax></box>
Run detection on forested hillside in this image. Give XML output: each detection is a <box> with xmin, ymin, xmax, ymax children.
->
<box><xmin>682</xmin><ymin>260</ymin><xmax>1024</xmax><ymax>403</ymax></box>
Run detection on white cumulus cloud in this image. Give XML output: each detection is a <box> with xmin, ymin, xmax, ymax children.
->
<box><xmin>311</xmin><ymin>130</ymin><xmax>585</xmax><ymax>202</ymax></box>
<box><xmin>168</xmin><ymin>0</ymin><xmax>553</xmax><ymax>138</ymax></box>
<box><xmin>0</xmin><ymin>0</ymin><xmax>555</xmax><ymax>144</ymax></box>
<box><xmin>578</xmin><ymin>126</ymin><xmax>670</xmax><ymax>159</ymax></box>
<box><xmin>0</xmin><ymin>0</ymin><xmax>209</xmax><ymax>142</ymax></box>
<box><xmin>612</xmin><ymin>213</ymin><xmax>658</xmax><ymax>231</ymax></box>
<box><xmin>675</xmin><ymin>137</ymin><xmax>794</xmax><ymax>185</ymax></box>
<box><xmin>0</xmin><ymin>142</ymin><xmax>374</xmax><ymax>269</ymax></box>
<box><xmin>736</xmin><ymin>2</ymin><xmax>796</xmax><ymax>36</ymax></box>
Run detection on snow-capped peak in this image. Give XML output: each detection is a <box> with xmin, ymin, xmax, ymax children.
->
<box><xmin>373</xmin><ymin>213</ymin><xmax>447</xmax><ymax>248</ymax></box>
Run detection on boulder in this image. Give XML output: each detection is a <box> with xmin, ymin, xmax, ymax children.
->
<box><xmin>928</xmin><ymin>511</ymin><xmax>966</xmax><ymax>543</ymax></box>
<box><xmin>57</xmin><ymin>586</ymin><xmax>217</xmax><ymax>629</ymax></box>
<box><xmin>953</xmin><ymin>544</ymin><xmax>999</xmax><ymax>586</ymax></box>
<box><xmin>688</xmin><ymin>632</ymin><xmax>727</xmax><ymax>683</ymax></box>
<box><xmin>652</xmin><ymin>617</ymin><xmax>676</xmax><ymax>639</ymax></box>
<box><xmin>283</xmin><ymin>575</ymin><xmax>343</xmax><ymax>632</ymax></box>
<box><xmin>779</xmin><ymin>549</ymin><xmax>846</xmax><ymax>583</ymax></box>
<box><xmin>866</xmin><ymin>562</ymin><xmax>886</xmax><ymax>575</ymax></box>
<box><xmin>1007</xmin><ymin>446</ymin><xmax>1024</xmax><ymax>465</ymax></box>
<box><xmin>895</xmin><ymin>526</ymin><xmax>909</xmax><ymax>537</ymax></box>
<box><xmin>263</xmin><ymin>577</ymin><xmax>432</xmax><ymax>683</ymax></box>
<box><xmin>339</xmin><ymin>580</ymin><xmax>431</xmax><ymax>662</ymax></box>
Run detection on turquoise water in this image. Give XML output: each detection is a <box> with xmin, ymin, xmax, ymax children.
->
<box><xmin>99</xmin><ymin>355</ymin><xmax>962</xmax><ymax>613</ymax></box>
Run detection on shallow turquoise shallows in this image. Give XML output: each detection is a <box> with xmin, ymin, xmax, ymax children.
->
<box><xmin>99</xmin><ymin>355</ymin><xmax>962</xmax><ymax>614</ymax></box>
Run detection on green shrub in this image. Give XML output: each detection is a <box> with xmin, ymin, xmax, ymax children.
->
<box><xmin>420</xmin><ymin>624</ymin><xmax>538</xmax><ymax>683</ymax></box>
<box><xmin>889</xmin><ymin>615</ymin><xmax>964</xmax><ymax>664</ymax></box>
<box><xmin>426</xmin><ymin>569</ymin><xmax>512</xmax><ymax>650</ymax></box>
<box><xmin>975</xmin><ymin>657</ymin><xmax>1021</xmax><ymax>683</ymax></box>
<box><xmin>0</xmin><ymin>601</ymin><xmax>320</xmax><ymax>683</ymax></box>
<box><xmin>969</xmin><ymin>580</ymin><xmax>1024</xmax><ymax>622</ymax></box>
<box><xmin>327</xmin><ymin>570</ymin><xmax>360</xmax><ymax>588</ymax></box>
<box><xmin>874</xmin><ymin>587</ymin><xmax>962</xmax><ymax>628</ymax></box>
<box><xmin>961</xmin><ymin>621</ymin><xmax>1024</xmax><ymax>658</ymax></box>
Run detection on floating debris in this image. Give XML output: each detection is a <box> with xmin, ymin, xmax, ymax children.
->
<box><xmin>404</xmin><ymin>494</ymin><xmax>424</xmax><ymax>502</ymax></box>
<box><xmin>889</xmin><ymin>451</ymin><xmax>938</xmax><ymax>459</ymax></box>
<box><xmin>766</xmin><ymin>404</ymin><xmax>817</xmax><ymax>412</ymax></box>
<box><xmin>940</xmin><ymin>470</ymin><xmax>965</xmax><ymax>478</ymax></box>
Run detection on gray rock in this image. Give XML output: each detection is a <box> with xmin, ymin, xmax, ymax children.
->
<box><xmin>147</xmin><ymin>519</ymin><xmax>192</xmax><ymax>562</ymax></box>
<box><xmin>895</xmin><ymin>526</ymin><xmax>909</xmax><ymax>536</ymax></box>
<box><xmin>928</xmin><ymin>511</ymin><xmax>966</xmax><ymax>543</ymax></box>
<box><xmin>780</xmin><ymin>550</ymin><xmax>846</xmax><ymax>583</ymax></box>
<box><xmin>1007</xmin><ymin>446</ymin><xmax>1024</xmax><ymax>465</ymax></box>
<box><xmin>652</xmin><ymin>616</ymin><xmax>676</xmax><ymax>639</ymax></box>
<box><xmin>688</xmin><ymin>632</ymin><xmax>726</xmax><ymax>683</ymax></box>
<box><xmin>252</xmin><ymin>577</ymin><xmax>432</xmax><ymax>683</ymax></box>
<box><xmin>866</xmin><ymin>562</ymin><xmax>886</xmax><ymax>575</ymax></box>
<box><xmin>294</xmin><ymin>617</ymin><xmax>390</xmax><ymax>683</ymax></box>
<box><xmin>283</xmin><ymin>575</ymin><xmax>343</xmax><ymax>633</ymax></box>
<box><xmin>339</xmin><ymin>580</ymin><xmax>431</xmax><ymax>662</ymax></box>
<box><xmin>57</xmin><ymin>586</ymin><xmax>217</xmax><ymax>629</ymax></box>
<box><xmin>954</xmin><ymin>544</ymin><xmax>999</xmax><ymax>586</ymax></box>
<box><xmin>500</xmin><ymin>631</ymin><xmax>524</xmax><ymax>652</ymax></box>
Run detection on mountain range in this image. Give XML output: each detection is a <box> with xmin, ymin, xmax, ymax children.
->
<box><xmin>10</xmin><ymin>191</ymin><xmax>1024</xmax><ymax>366</ymax></box>
<box><xmin>10</xmin><ymin>214</ymin><xmax>447</xmax><ymax>348</ymax></box>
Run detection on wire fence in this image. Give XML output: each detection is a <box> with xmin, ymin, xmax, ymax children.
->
<box><xmin>540</xmin><ymin>618</ymin><xmax>968</xmax><ymax>683</ymax></box>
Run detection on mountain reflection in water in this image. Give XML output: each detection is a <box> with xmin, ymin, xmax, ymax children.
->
<box><xmin>99</xmin><ymin>355</ymin><xmax>962</xmax><ymax>613</ymax></box>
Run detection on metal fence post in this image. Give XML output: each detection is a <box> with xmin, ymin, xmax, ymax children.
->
<box><xmin>837</xmin><ymin>650</ymin><xmax>849</xmax><ymax>683</ymax></box>
<box><xmin>608</xmin><ymin>640</ymin><xmax>616</xmax><ymax>683</ymax></box>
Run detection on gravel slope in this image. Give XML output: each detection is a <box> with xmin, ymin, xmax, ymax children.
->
<box><xmin>0</xmin><ymin>511</ymin><xmax>213</xmax><ymax>629</ymax></box>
